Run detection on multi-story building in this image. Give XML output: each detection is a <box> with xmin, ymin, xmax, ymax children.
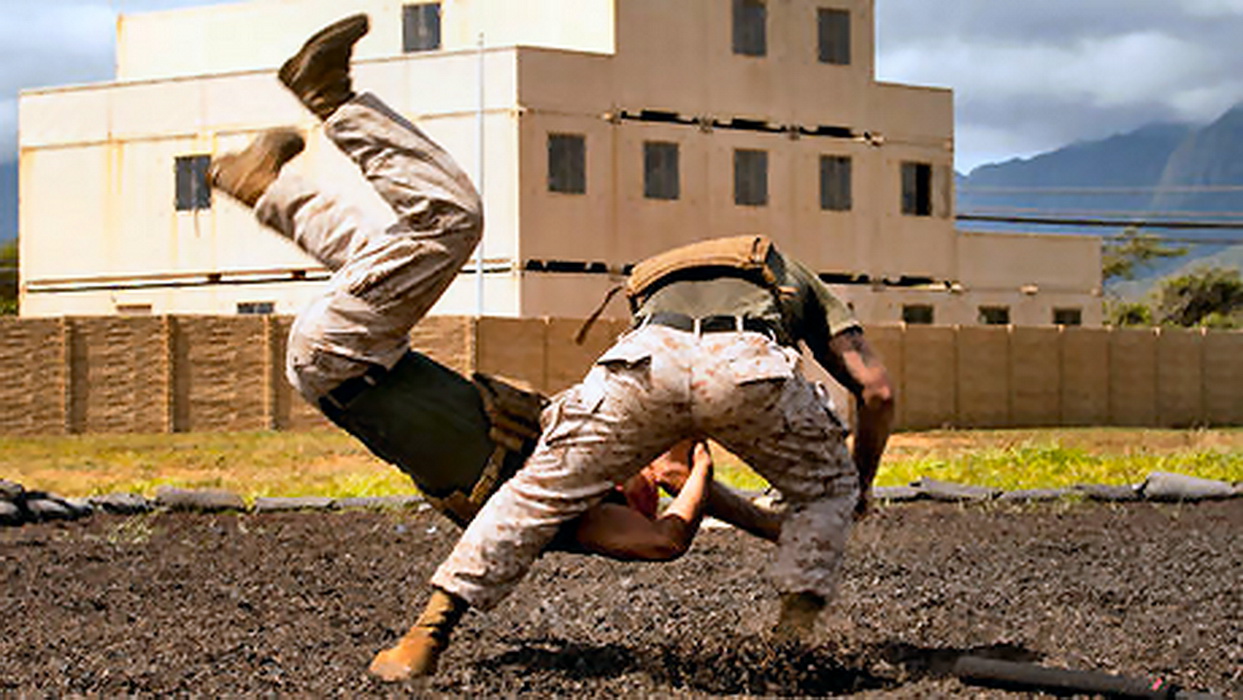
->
<box><xmin>18</xmin><ymin>0</ymin><xmax>1101</xmax><ymax>325</ymax></box>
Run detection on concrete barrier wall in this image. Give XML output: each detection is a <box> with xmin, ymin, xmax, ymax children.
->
<box><xmin>1010</xmin><ymin>326</ymin><xmax>1061</xmax><ymax>428</ymax></box>
<box><xmin>1060</xmin><ymin>328</ymin><xmax>1110</xmax><ymax>426</ymax></box>
<box><xmin>70</xmin><ymin>316</ymin><xmax>170</xmax><ymax>434</ymax></box>
<box><xmin>0</xmin><ymin>316</ymin><xmax>1239</xmax><ymax>435</ymax></box>
<box><xmin>0</xmin><ymin>318</ymin><xmax>66</xmax><ymax>436</ymax></box>
<box><xmin>1204</xmin><ymin>331</ymin><xmax>1243</xmax><ymax>426</ymax></box>
<box><xmin>901</xmin><ymin>326</ymin><xmax>957</xmax><ymax>430</ymax></box>
<box><xmin>1156</xmin><ymin>328</ymin><xmax>1202</xmax><ymax>428</ymax></box>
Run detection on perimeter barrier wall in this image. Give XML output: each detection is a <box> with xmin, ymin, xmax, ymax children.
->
<box><xmin>0</xmin><ymin>316</ymin><xmax>1239</xmax><ymax>436</ymax></box>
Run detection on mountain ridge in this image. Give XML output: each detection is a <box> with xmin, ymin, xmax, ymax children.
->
<box><xmin>958</xmin><ymin>107</ymin><xmax>1243</xmax><ymax>290</ymax></box>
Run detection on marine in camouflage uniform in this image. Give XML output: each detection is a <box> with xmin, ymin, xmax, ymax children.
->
<box><xmin>208</xmin><ymin>14</ymin><xmax>790</xmax><ymax>682</ymax></box>
<box><xmin>208</xmin><ymin>14</ymin><xmax>533</xmax><ymax>528</ymax></box>
<box><xmin>408</xmin><ymin>236</ymin><xmax>896</xmax><ymax>678</ymax></box>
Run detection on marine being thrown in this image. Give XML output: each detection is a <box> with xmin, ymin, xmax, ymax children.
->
<box><xmin>206</xmin><ymin>13</ymin><xmax>787</xmax><ymax>681</ymax></box>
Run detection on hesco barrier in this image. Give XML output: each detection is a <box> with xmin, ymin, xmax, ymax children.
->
<box><xmin>0</xmin><ymin>316</ymin><xmax>1239</xmax><ymax>435</ymax></box>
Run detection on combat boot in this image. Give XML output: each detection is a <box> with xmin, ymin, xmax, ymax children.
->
<box><xmin>773</xmin><ymin>591</ymin><xmax>826</xmax><ymax>643</ymax></box>
<box><xmin>369</xmin><ymin>588</ymin><xmax>468</xmax><ymax>681</ymax></box>
<box><xmin>279</xmin><ymin>13</ymin><xmax>370</xmax><ymax>120</ymax></box>
<box><xmin>208</xmin><ymin>128</ymin><xmax>305</xmax><ymax>207</ymax></box>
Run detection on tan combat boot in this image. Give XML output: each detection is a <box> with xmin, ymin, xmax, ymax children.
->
<box><xmin>773</xmin><ymin>591</ymin><xmax>826</xmax><ymax>643</ymax></box>
<box><xmin>208</xmin><ymin>128</ymin><xmax>305</xmax><ymax>207</ymax></box>
<box><xmin>369</xmin><ymin>588</ymin><xmax>468</xmax><ymax>682</ymax></box>
<box><xmin>278</xmin><ymin>13</ymin><xmax>371</xmax><ymax>121</ymax></box>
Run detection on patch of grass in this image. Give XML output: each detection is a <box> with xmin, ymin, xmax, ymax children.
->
<box><xmin>710</xmin><ymin>428</ymin><xmax>1242</xmax><ymax>492</ymax></box>
<box><xmin>0</xmin><ymin>429</ymin><xmax>414</xmax><ymax>501</ymax></box>
<box><xmin>877</xmin><ymin>443</ymin><xmax>1242</xmax><ymax>490</ymax></box>
<box><xmin>1</xmin><ymin>427</ymin><xmax>1239</xmax><ymax>499</ymax></box>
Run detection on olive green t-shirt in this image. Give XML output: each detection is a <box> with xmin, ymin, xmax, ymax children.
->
<box><xmin>633</xmin><ymin>248</ymin><xmax>859</xmax><ymax>349</ymax></box>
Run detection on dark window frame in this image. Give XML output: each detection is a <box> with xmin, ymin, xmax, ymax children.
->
<box><xmin>643</xmin><ymin>141</ymin><xmax>680</xmax><ymax>200</ymax></box>
<box><xmin>403</xmin><ymin>2</ymin><xmax>442</xmax><ymax>53</ymax></box>
<box><xmin>1053</xmin><ymin>307</ymin><xmax>1083</xmax><ymax>326</ymax></box>
<box><xmin>733</xmin><ymin>148</ymin><xmax>769</xmax><ymax>207</ymax></box>
<box><xmin>237</xmin><ymin>301</ymin><xmax>276</xmax><ymax>315</ymax></box>
<box><xmin>901</xmin><ymin>161</ymin><xmax>933</xmax><ymax>216</ymax></box>
<box><xmin>902</xmin><ymin>304</ymin><xmax>934</xmax><ymax>325</ymax></box>
<box><xmin>732</xmin><ymin>0</ymin><xmax>767</xmax><ymax>56</ymax></box>
<box><xmin>116</xmin><ymin>303</ymin><xmax>153</xmax><ymax>316</ymax></box>
<box><xmin>819</xmin><ymin>154</ymin><xmax>852</xmax><ymax>211</ymax></box>
<box><xmin>979</xmin><ymin>306</ymin><xmax>1011</xmax><ymax>325</ymax></box>
<box><xmin>175</xmin><ymin>154</ymin><xmax>212</xmax><ymax>211</ymax></box>
<box><xmin>547</xmin><ymin>133</ymin><xmax>587</xmax><ymax>195</ymax></box>
<box><xmin>817</xmin><ymin>7</ymin><xmax>850</xmax><ymax>65</ymax></box>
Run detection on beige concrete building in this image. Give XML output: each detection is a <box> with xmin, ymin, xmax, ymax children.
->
<box><xmin>18</xmin><ymin>0</ymin><xmax>1101</xmax><ymax>326</ymax></box>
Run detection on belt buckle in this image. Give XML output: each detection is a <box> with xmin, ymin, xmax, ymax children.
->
<box><xmin>692</xmin><ymin>316</ymin><xmax>703</xmax><ymax>336</ymax></box>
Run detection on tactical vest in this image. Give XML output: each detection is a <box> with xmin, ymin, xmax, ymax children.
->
<box><xmin>320</xmin><ymin>351</ymin><xmax>546</xmax><ymax>527</ymax></box>
<box><xmin>624</xmin><ymin>235</ymin><xmax>781</xmax><ymax>310</ymax></box>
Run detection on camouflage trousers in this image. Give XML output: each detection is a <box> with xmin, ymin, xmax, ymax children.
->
<box><xmin>253</xmin><ymin>92</ymin><xmax>482</xmax><ymax>403</ymax></box>
<box><xmin>431</xmin><ymin>324</ymin><xmax>859</xmax><ymax>609</ymax></box>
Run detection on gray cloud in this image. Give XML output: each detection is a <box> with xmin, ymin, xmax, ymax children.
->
<box><xmin>876</xmin><ymin>0</ymin><xmax>1243</xmax><ymax>171</ymax></box>
<box><xmin>0</xmin><ymin>0</ymin><xmax>233</xmax><ymax>159</ymax></box>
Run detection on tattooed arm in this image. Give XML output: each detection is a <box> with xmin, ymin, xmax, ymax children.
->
<box><xmin>816</xmin><ymin>328</ymin><xmax>895</xmax><ymax>518</ymax></box>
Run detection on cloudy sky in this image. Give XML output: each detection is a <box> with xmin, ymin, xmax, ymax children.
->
<box><xmin>4</xmin><ymin>0</ymin><xmax>1243</xmax><ymax>173</ymax></box>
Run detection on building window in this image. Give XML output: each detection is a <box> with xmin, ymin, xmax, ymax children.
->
<box><xmin>116</xmin><ymin>303</ymin><xmax>153</xmax><ymax>315</ymax></box>
<box><xmin>819</xmin><ymin>155</ymin><xmax>852</xmax><ymax>211</ymax></box>
<box><xmin>548</xmin><ymin>134</ymin><xmax>586</xmax><ymax>194</ymax></box>
<box><xmin>979</xmin><ymin>306</ymin><xmax>1010</xmax><ymax>325</ymax></box>
<box><xmin>403</xmin><ymin>3</ymin><xmax>441</xmax><ymax>52</ymax></box>
<box><xmin>1053</xmin><ymin>308</ymin><xmax>1083</xmax><ymax>326</ymax></box>
<box><xmin>643</xmin><ymin>141</ymin><xmax>680</xmax><ymax>200</ymax></box>
<box><xmin>817</xmin><ymin>8</ymin><xmax>850</xmax><ymax>65</ymax></box>
<box><xmin>734</xmin><ymin>149</ymin><xmax>768</xmax><ymax>206</ymax></box>
<box><xmin>175</xmin><ymin>155</ymin><xmax>211</xmax><ymax>211</ymax></box>
<box><xmin>901</xmin><ymin>161</ymin><xmax>933</xmax><ymax>216</ymax></box>
<box><xmin>732</xmin><ymin>0</ymin><xmax>766</xmax><ymax>56</ymax></box>
<box><xmin>903</xmin><ymin>304</ymin><xmax>934</xmax><ymax>325</ymax></box>
<box><xmin>237</xmin><ymin>301</ymin><xmax>276</xmax><ymax>315</ymax></box>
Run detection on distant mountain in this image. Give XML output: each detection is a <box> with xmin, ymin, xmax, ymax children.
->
<box><xmin>0</xmin><ymin>159</ymin><xmax>14</xmax><ymax>242</ymax></box>
<box><xmin>959</xmin><ymin>122</ymin><xmax>1192</xmax><ymax>232</ymax></box>
<box><xmin>958</xmin><ymin>109</ymin><xmax>1243</xmax><ymax>290</ymax></box>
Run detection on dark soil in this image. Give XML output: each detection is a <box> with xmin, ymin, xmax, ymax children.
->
<box><xmin>2</xmin><ymin>501</ymin><xmax>1239</xmax><ymax>697</ymax></box>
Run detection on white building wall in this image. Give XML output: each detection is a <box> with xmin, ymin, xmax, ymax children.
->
<box><xmin>116</xmin><ymin>0</ymin><xmax>615</xmax><ymax>82</ymax></box>
<box><xmin>19</xmin><ymin>0</ymin><xmax>1101</xmax><ymax>325</ymax></box>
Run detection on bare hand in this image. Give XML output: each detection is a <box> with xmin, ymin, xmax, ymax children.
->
<box><xmin>644</xmin><ymin>438</ymin><xmax>696</xmax><ymax>493</ymax></box>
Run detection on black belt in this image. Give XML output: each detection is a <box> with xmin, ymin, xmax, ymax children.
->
<box><xmin>321</xmin><ymin>362</ymin><xmax>389</xmax><ymax>412</ymax></box>
<box><xmin>634</xmin><ymin>311</ymin><xmax>778</xmax><ymax>338</ymax></box>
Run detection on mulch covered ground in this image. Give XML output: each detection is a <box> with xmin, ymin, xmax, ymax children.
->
<box><xmin>2</xmin><ymin>500</ymin><xmax>1239</xmax><ymax>697</ymax></box>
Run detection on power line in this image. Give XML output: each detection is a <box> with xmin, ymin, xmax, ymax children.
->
<box><xmin>957</xmin><ymin>213</ymin><xmax>1243</xmax><ymax>234</ymax></box>
<box><xmin>959</xmin><ymin>184</ymin><xmax>1243</xmax><ymax>195</ymax></box>
<box><xmin>963</xmin><ymin>205</ymin><xmax>1243</xmax><ymax>220</ymax></box>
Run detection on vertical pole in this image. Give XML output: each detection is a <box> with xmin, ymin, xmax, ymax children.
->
<box><xmin>475</xmin><ymin>31</ymin><xmax>486</xmax><ymax>317</ymax></box>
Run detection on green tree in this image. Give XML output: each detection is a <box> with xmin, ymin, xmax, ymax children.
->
<box><xmin>1154</xmin><ymin>266</ymin><xmax>1243</xmax><ymax>329</ymax></box>
<box><xmin>1104</xmin><ymin>299</ymin><xmax>1153</xmax><ymax>327</ymax></box>
<box><xmin>1102</xmin><ymin>227</ymin><xmax>1187</xmax><ymax>283</ymax></box>
<box><xmin>0</xmin><ymin>239</ymin><xmax>15</xmax><ymax>315</ymax></box>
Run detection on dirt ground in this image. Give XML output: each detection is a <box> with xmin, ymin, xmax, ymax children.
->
<box><xmin>2</xmin><ymin>501</ymin><xmax>1239</xmax><ymax>697</ymax></box>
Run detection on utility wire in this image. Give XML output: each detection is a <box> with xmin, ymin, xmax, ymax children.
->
<box><xmin>963</xmin><ymin>205</ymin><xmax>1243</xmax><ymax>220</ymax></box>
<box><xmin>959</xmin><ymin>184</ymin><xmax>1243</xmax><ymax>195</ymax></box>
<box><xmin>957</xmin><ymin>213</ymin><xmax>1243</xmax><ymax>234</ymax></box>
